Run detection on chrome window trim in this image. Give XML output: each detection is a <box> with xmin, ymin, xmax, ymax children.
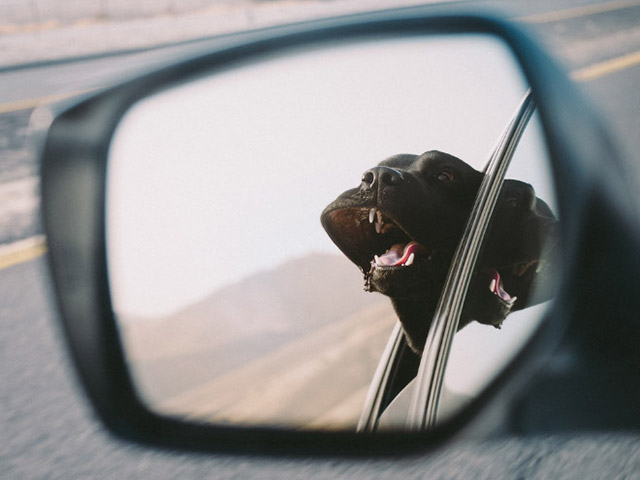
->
<box><xmin>357</xmin><ymin>91</ymin><xmax>536</xmax><ymax>432</ymax></box>
<box><xmin>409</xmin><ymin>90</ymin><xmax>535</xmax><ymax>430</ymax></box>
<box><xmin>357</xmin><ymin>323</ymin><xmax>406</xmax><ymax>432</ymax></box>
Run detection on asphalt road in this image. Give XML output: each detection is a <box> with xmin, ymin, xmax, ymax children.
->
<box><xmin>2</xmin><ymin>1</ymin><xmax>640</xmax><ymax>478</ymax></box>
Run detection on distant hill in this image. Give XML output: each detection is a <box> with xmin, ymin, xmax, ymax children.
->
<box><xmin>120</xmin><ymin>251</ymin><xmax>391</xmax><ymax>373</ymax></box>
<box><xmin>176</xmin><ymin>251</ymin><xmax>386</xmax><ymax>336</ymax></box>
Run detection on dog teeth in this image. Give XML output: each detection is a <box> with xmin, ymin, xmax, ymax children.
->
<box><xmin>489</xmin><ymin>273</ymin><xmax>518</xmax><ymax>307</ymax></box>
<box><xmin>374</xmin><ymin>210</ymin><xmax>385</xmax><ymax>234</ymax></box>
<box><xmin>404</xmin><ymin>253</ymin><xmax>415</xmax><ymax>266</ymax></box>
<box><xmin>374</xmin><ymin>255</ymin><xmax>381</xmax><ymax>265</ymax></box>
<box><xmin>369</xmin><ymin>208</ymin><xmax>389</xmax><ymax>234</ymax></box>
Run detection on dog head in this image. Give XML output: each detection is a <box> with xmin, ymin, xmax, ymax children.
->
<box><xmin>321</xmin><ymin>150</ymin><xmax>558</xmax><ymax>353</ymax></box>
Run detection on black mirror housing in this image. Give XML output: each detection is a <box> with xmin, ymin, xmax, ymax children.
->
<box><xmin>36</xmin><ymin>4</ymin><xmax>640</xmax><ymax>455</ymax></box>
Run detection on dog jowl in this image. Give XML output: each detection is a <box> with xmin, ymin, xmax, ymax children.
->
<box><xmin>321</xmin><ymin>150</ymin><xmax>559</xmax><ymax>353</ymax></box>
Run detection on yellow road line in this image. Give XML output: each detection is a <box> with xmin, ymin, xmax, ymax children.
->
<box><xmin>0</xmin><ymin>236</ymin><xmax>47</xmax><ymax>270</ymax></box>
<box><xmin>572</xmin><ymin>49</ymin><xmax>640</xmax><ymax>81</ymax></box>
<box><xmin>0</xmin><ymin>20</ymin><xmax>62</xmax><ymax>36</ymax></box>
<box><xmin>0</xmin><ymin>89</ymin><xmax>93</xmax><ymax>115</ymax></box>
<box><xmin>519</xmin><ymin>0</ymin><xmax>640</xmax><ymax>24</ymax></box>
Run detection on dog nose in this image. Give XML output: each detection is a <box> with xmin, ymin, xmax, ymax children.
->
<box><xmin>361</xmin><ymin>166</ymin><xmax>404</xmax><ymax>189</ymax></box>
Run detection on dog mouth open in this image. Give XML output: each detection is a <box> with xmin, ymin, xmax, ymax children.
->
<box><xmin>368</xmin><ymin>208</ymin><xmax>430</xmax><ymax>267</ymax></box>
<box><xmin>322</xmin><ymin>205</ymin><xmax>525</xmax><ymax>309</ymax></box>
<box><xmin>321</xmin><ymin>206</ymin><xmax>430</xmax><ymax>272</ymax></box>
<box><xmin>488</xmin><ymin>270</ymin><xmax>517</xmax><ymax>307</ymax></box>
<box><xmin>323</xmin><ymin>204</ymin><xmax>445</xmax><ymax>301</ymax></box>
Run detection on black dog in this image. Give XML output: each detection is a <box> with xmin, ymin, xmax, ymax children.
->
<box><xmin>321</xmin><ymin>150</ymin><xmax>558</xmax><ymax>354</ymax></box>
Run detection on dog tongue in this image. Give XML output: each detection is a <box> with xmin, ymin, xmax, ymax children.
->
<box><xmin>375</xmin><ymin>242</ymin><xmax>422</xmax><ymax>266</ymax></box>
<box><xmin>489</xmin><ymin>270</ymin><xmax>517</xmax><ymax>305</ymax></box>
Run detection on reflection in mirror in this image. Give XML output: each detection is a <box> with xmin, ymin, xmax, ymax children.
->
<box><xmin>107</xmin><ymin>34</ymin><xmax>557</xmax><ymax>431</ymax></box>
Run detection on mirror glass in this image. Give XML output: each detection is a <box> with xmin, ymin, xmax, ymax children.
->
<box><xmin>107</xmin><ymin>34</ymin><xmax>557</xmax><ymax>431</ymax></box>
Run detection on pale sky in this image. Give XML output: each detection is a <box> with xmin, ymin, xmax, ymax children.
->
<box><xmin>107</xmin><ymin>34</ymin><xmax>554</xmax><ymax>319</ymax></box>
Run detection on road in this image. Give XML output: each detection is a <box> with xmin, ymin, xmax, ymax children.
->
<box><xmin>2</xmin><ymin>1</ymin><xmax>640</xmax><ymax>478</ymax></box>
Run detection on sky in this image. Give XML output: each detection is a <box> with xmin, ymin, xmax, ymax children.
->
<box><xmin>107</xmin><ymin>34</ymin><xmax>554</xmax><ymax>319</ymax></box>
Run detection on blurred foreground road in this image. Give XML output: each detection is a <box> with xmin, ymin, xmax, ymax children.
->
<box><xmin>2</xmin><ymin>1</ymin><xmax>640</xmax><ymax>478</ymax></box>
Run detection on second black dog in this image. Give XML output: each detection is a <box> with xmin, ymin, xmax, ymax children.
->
<box><xmin>321</xmin><ymin>150</ymin><xmax>558</xmax><ymax>353</ymax></box>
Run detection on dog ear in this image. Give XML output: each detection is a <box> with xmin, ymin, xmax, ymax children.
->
<box><xmin>533</xmin><ymin>196</ymin><xmax>556</xmax><ymax>219</ymax></box>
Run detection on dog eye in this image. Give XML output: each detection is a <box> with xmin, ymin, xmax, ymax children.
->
<box><xmin>506</xmin><ymin>196</ymin><xmax>519</xmax><ymax>208</ymax></box>
<box><xmin>436</xmin><ymin>170</ymin><xmax>454</xmax><ymax>182</ymax></box>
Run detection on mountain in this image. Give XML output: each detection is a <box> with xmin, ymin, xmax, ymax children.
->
<box><xmin>120</xmin><ymin>252</ymin><xmax>389</xmax><ymax>361</ymax></box>
<box><xmin>118</xmin><ymin>252</ymin><xmax>396</xmax><ymax>420</ymax></box>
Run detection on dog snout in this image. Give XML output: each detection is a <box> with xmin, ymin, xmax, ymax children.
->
<box><xmin>361</xmin><ymin>166</ymin><xmax>404</xmax><ymax>190</ymax></box>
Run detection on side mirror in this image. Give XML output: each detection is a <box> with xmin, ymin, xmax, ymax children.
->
<box><xmin>37</xmin><ymin>6</ymin><xmax>640</xmax><ymax>455</ymax></box>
